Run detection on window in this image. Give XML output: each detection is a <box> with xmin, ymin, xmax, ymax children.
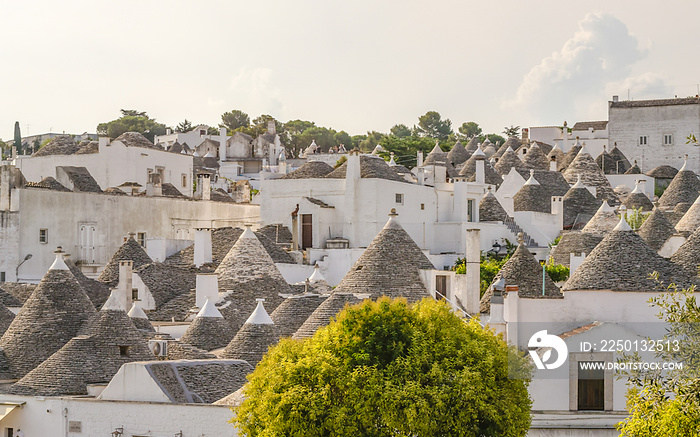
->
<box><xmin>639</xmin><ymin>135</ymin><xmax>648</xmax><ymax>145</ymax></box>
<box><xmin>181</xmin><ymin>174</ymin><xmax>187</xmax><ymax>188</ymax></box>
<box><xmin>137</xmin><ymin>232</ymin><xmax>146</xmax><ymax>247</ymax></box>
<box><xmin>199</xmin><ymin>129</ymin><xmax>206</xmax><ymax>135</ymax></box>
<box><xmin>6</xmin><ymin>428</ymin><xmax>13</xmax><ymax>437</ymax></box>
<box><xmin>0</xmin><ymin>272</ymin><xmax>4</xmax><ymax>282</ymax></box>
<box><xmin>119</xmin><ymin>345</ymin><xmax>130</xmax><ymax>357</ymax></box>
<box><xmin>39</xmin><ymin>228</ymin><xmax>48</xmax><ymax>244</ymax></box>
<box><xmin>132</xmin><ymin>288</ymin><xmax>139</xmax><ymax>301</ymax></box>
<box><xmin>663</xmin><ymin>134</ymin><xmax>673</xmax><ymax>145</ymax></box>
<box><xmin>420</xmin><ymin>203</ymin><xmax>425</xmax><ymax>210</ymax></box>
<box><xmin>395</xmin><ymin>193</ymin><xmax>404</xmax><ymax>205</ymax></box>
<box><xmin>467</xmin><ymin>199</ymin><xmax>475</xmax><ymax>222</ymax></box>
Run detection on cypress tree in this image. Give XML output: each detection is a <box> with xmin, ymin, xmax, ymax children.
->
<box><xmin>13</xmin><ymin>121</ymin><xmax>21</xmax><ymax>155</ymax></box>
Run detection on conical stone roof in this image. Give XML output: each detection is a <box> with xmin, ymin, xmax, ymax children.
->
<box><xmin>494</xmin><ymin>148</ymin><xmax>526</xmax><ymax>175</ymax></box>
<box><xmin>280</xmin><ymin>161</ymin><xmax>334</xmax><ymax>179</ymax></box>
<box><xmin>0</xmin><ymin>302</ymin><xmax>15</xmax><ymax>336</ymax></box>
<box><xmin>609</xmin><ymin>144</ymin><xmax>631</xmax><ymax>174</ymax></box>
<box><xmin>563</xmin><ymin>177</ymin><xmax>601</xmax><ymax>228</ymax></box>
<box><xmin>97</xmin><ymin>236</ymin><xmax>153</xmax><ymax>286</ymax></box>
<box><xmin>9</xmin><ymin>292</ymin><xmax>153</xmax><ymax>396</ymax></box>
<box><xmin>0</xmin><ymin>251</ymin><xmax>97</xmax><ymax>378</ymax></box>
<box><xmin>624</xmin><ymin>192</ymin><xmax>654</xmax><ymax>211</ymax></box>
<box><xmin>647</xmin><ymin>165</ymin><xmax>678</xmax><ymax>179</ymax></box>
<box><xmin>558</xmin><ymin>142</ymin><xmax>582</xmax><ymax>171</ymax></box>
<box><xmin>479</xmin><ymin>189</ymin><xmax>509</xmax><ymax>222</ymax></box>
<box><xmin>658</xmin><ymin>168</ymin><xmax>700</xmax><ymax>210</ymax></box>
<box><xmin>625</xmin><ymin>161</ymin><xmax>642</xmax><ymax>175</ymax></box>
<box><xmin>180</xmin><ymin>299</ymin><xmax>235</xmax><ymax>351</ymax></box>
<box><xmin>670</xmin><ymin>226</ymin><xmax>700</xmax><ymax>277</ymax></box>
<box><xmin>563</xmin><ymin>149</ymin><xmax>618</xmax><ymax>204</ymax></box>
<box><xmin>513</xmin><ymin>173</ymin><xmax>551</xmax><ymax>213</ymax></box>
<box><xmin>447</xmin><ymin>141</ymin><xmax>470</xmax><ymax>166</ymax></box>
<box><xmin>521</xmin><ymin>143</ymin><xmax>549</xmax><ymax>170</ymax></box>
<box><xmin>581</xmin><ymin>201</ymin><xmax>619</xmax><ymax>237</ymax></box>
<box><xmin>221</xmin><ymin>300</ymin><xmax>279</xmax><ymax>368</ymax></box>
<box><xmin>595</xmin><ymin>148</ymin><xmax>617</xmax><ymax>174</ymax></box>
<box><xmin>293</xmin><ymin>293</ymin><xmax>365</xmax><ymax>339</ymax></box>
<box><xmin>215</xmin><ymin>227</ymin><xmax>290</xmax><ymax>333</ymax></box>
<box><xmin>65</xmin><ymin>257</ymin><xmax>110</xmax><ymax>308</ymax></box>
<box><xmin>331</xmin><ymin>212</ymin><xmax>434</xmax><ymax>301</ymax></box>
<box><xmin>638</xmin><ymin>208</ymin><xmax>676</xmax><ymax>251</ymax></box>
<box><xmin>459</xmin><ymin>150</ymin><xmax>502</xmax><ymax>186</ymax></box>
<box><xmin>270</xmin><ymin>293</ymin><xmax>328</xmax><ymax>338</ymax></box>
<box><xmin>480</xmin><ymin>242</ymin><xmax>562</xmax><ymax>312</ymax></box>
<box><xmin>676</xmin><ymin>195</ymin><xmax>700</xmax><ymax>235</ymax></box>
<box><xmin>465</xmin><ymin>137</ymin><xmax>479</xmax><ymax>153</ymax></box>
<box><xmin>564</xmin><ymin>218</ymin><xmax>696</xmax><ymax>291</ymax></box>
<box><xmin>549</xmin><ymin>231</ymin><xmax>603</xmax><ymax>267</ymax></box>
<box><xmin>127</xmin><ymin>303</ymin><xmax>154</xmax><ymax>332</ymax></box>
<box><xmin>493</xmin><ymin>137</ymin><xmax>522</xmax><ymax>160</ymax></box>
<box><xmin>547</xmin><ymin>145</ymin><xmax>565</xmax><ymax>169</ymax></box>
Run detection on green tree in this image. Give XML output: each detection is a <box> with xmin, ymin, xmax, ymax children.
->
<box><xmin>503</xmin><ymin>125</ymin><xmax>521</xmax><ymax>137</ymax></box>
<box><xmin>234</xmin><ymin>298</ymin><xmax>532</xmax><ymax>437</ymax></box>
<box><xmin>13</xmin><ymin>121</ymin><xmax>21</xmax><ymax>154</ymax></box>
<box><xmin>390</xmin><ymin>124</ymin><xmax>412</xmax><ymax>138</ymax></box>
<box><xmin>618</xmin><ymin>284</ymin><xmax>700</xmax><ymax>436</ymax></box>
<box><xmin>358</xmin><ymin>130</ymin><xmax>386</xmax><ymax>152</ymax></box>
<box><xmin>416</xmin><ymin>111</ymin><xmax>452</xmax><ymax>140</ymax></box>
<box><xmin>458</xmin><ymin>121</ymin><xmax>482</xmax><ymax>140</ymax></box>
<box><xmin>176</xmin><ymin>119</ymin><xmax>194</xmax><ymax>133</ymax></box>
<box><xmin>220</xmin><ymin>109</ymin><xmax>250</xmax><ymax>133</ymax></box>
<box><xmin>334</xmin><ymin>130</ymin><xmax>352</xmax><ymax>149</ymax></box>
<box><xmin>295</xmin><ymin>126</ymin><xmax>338</xmax><ymax>153</ymax></box>
<box><xmin>285</xmin><ymin>119</ymin><xmax>317</xmax><ymax>157</ymax></box>
<box><xmin>96</xmin><ymin>110</ymin><xmax>167</xmax><ymax>142</ymax></box>
<box><xmin>479</xmin><ymin>133</ymin><xmax>507</xmax><ymax>146</ymax></box>
<box><xmin>378</xmin><ymin>135</ymin><xmax>435</xmax><ymax>168</ymax></box>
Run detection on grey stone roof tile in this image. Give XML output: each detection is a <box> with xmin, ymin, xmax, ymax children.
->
<box><xmin>549</xmin><ymin>231</ymin><xmax>602</xmax><ymax>267</ymax></box>
<box><xmin>638</xmin><ymin>208</ymin><xmax>676</xmax><ymax>251</ymax></box>
<box><xmin>325</xmin><ymin>155</ymin><xmax>407</xmax><ymax>182</ymax></box>
<box><xmin>280</xmin><ymin>161</ymin><xmax>334</xmax><ymax>179</ymax></box>
<box><xmin>180</xmin><ymin>316</ymin><xmax>237</xmax><ymax>352</ymax></box>
<box><xmin>563</xmin><ymin>185</ymin><xmax>601</xmax><ymax>228</ymax></box>
<box><xmin>562</xmin><ymin>152</ymin><xmax>619</xmax><ymax>204</ymax></box>
<box><xmin>521</xmin><ymin>143</ymin><xmax>550</xmax><ymax>170</ymax></box>
<box><xmin>624</xmin><ymin>192</ymin><xmax>654</xmax><ymax>211</ymax></box>
<box><xmin>670</xmin><ymin>226</ymin><xmax>700</xmax><ymax>277</ymax></box>
<box><xmin>270</xmin><ymin>293</ymin><xmax>328</xmax><ymax>338</ymax></box>
<box><xmin>447</xmin><ymin>141</ymin><xmax>470</xmax><ymax>165</ymax></box>
<box><xmin>32</xmin><ymin>135</ymin><xmax>80</xmax><ymax>157</ymax></box>
<box><xmin>658</xmin><ymin>170</ymin><xmax>700</xmax><ymax>209</ymax></box>
<box><xmin>98</xmin><ymin>237</ymin><xmax>153</xmax><ymax>286</ymax></box>
<box><xmin>292</xmin><ymin>293</ymin><xmax>365</xmax><ymax>339</ymax></box>
<box><xmin>494</xmin><ymin>149</ymin><xmax>526</xmax><ymax>175</ymax></box>
<box><xmin>646</xmin><ymin>165</ymin><xmax>678</xmax><ymax>179</ymax></box>
<box><xmin>114</xmin><ymin>132</ymin><xmax>160</xmax><ymax>150</ymax></box>
<box><xmin>479</xmin><ymin>190</ymin><xmax>509</xmax><ymax>222</ymax></box>
<box><xmin>675</xmin><ymin>196</ymin><xmax>700</xmax><ymax>234</ymax></box>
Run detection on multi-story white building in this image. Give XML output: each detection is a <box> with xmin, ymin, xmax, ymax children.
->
<box><xmin>608</xmin><ymin>96</ymin><xmax>700</xmax><ymax>173</ymax></box>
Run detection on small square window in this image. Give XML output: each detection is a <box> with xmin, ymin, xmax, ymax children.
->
<box><xmin>0</xmin><ymin>272</ymin><xmax>5</xmax><ymax>282</ymax></box>
<box><xmin>181</xmin><ymin>174</ymin><xmax>187</xmax><ymax>188</ymax></box>
<box><xmin>639</xmin><ymin>135</ymin><xmax>648</xmax><ymax>145</ymax></box>
<box><xmin>39</xmin><ymin>229</ymin><xmax>48</xmax><ymax>244</ymax></box>
<box><xmin>132</xmin><ymin>288</ymin><xmax>139</xmax><ymax>301</ymax></box>
<box><xmin>137</xmin><ymin>232</ymin><xmax>146</xmax><ymax>247</ymax></box>
<box><xmin>420</xmin><ymin>203</ymin><xmax>425</xmax><ymax>210</ymax></box>
<box><xmin>119</xmin><ymin>345</ymin><xmax>130</xmax><ymax>357</ymax></box>
<box><xmin>663</xmin><ymin>134</ymin><xmax>673</xmax><ymax>145</ymax></box>
<box><xmin>395</xmin><ymin>193</ymin><xmax>404</xmax><ymax>204</ymax></box>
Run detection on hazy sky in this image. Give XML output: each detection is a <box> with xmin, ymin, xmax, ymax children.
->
<box><xmin>2</xmin><ymin>0</ymin><xmax>698</xmax><ymax>140</ymax></box>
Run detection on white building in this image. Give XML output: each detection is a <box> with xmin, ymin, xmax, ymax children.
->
<box><xmin>608</xmin><ymin>96</ymin><xmax>700</xmax><ymax>173</ymax></box>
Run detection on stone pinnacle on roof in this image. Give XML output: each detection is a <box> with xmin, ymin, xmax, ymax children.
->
<box><xmin>564</xmin><ymin>224</ymin><xmax>696</xmax><ymax>292</ymax></box>
<box><xmin>657</xmin><ymin>159</ymin><xmax>700</xmax><ymax>209</ymax></box>
<box><xmin>0</xmin><ymin>250</ymin><xmax>98</xmax><ymax>378</ymax></box>
<box><xmin>50</xmin><ymin>246</ymin><xmax>69</xmax><ymax>271</ymax></box>
<box><xmin>330</xmin><ymin>210</ymin><xmax>434</xmax><ymax>302</ymax></box>
<box><xmin>246</xmin><ymin>299</ymin><xmax>274</xmax><ymax>325</ymax></box>
<box><xmin>638</xmin><ymin>208</ymin><xmax>676</xmax><ymax>251</ymax></box>
<box><xmin>308</xmin><ymin>264</ymin><xmax>326</xmax><ymax>283</ymax></box>
<box><xmin>127</xmin><ymin>302</ymin><xmax>155</xmax><ymax>332</ymax></box>
<box><xmin>97</xmin><ymin>235</ymin><xmax>153</xmax><ymax>286</ymax></box>
<box><xmin>388</xmin><ymin>152</ymin><xmax>397</xmax><ymax>166</ymax></box>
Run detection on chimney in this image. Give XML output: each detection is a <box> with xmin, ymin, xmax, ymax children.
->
<box><xmin>0</xmin><ymin>165</ymin><xmax>12</xmax><ymax>210</ymax></box>
<box><xmin>551</xmin><ymin>196</ymin><xmax>564</xmax><ymax>230</ymax></box>
<box><xmin>219</xmin><ymin>127</ymin><xmax>227</xmax><ymax>162</ymax></box>
<box><xmin>118</xmin><ymin>260</ymin><xmax>134</xmax><ymax>311</ymax></box>
<box><xmin>417</xmin><ymin>150</ymin><xmax>424</xmax><ymax>167</ymax></box>
<box><xmin>570</xmin><ymin>252</ymin><xmax>586</xmax><ymax>275</ymax></box>
<box><xmin>487</xmin><ymin>288</ymin><xmax>506</xmax><ymax>336</ymax></box>
<box><xmin>346</xmin><ymin>152</ymin><xmax>360</xmax><ymax>182</ymax></box>
<box><xmin>464</xmin><ymin>229</ymin><xmax>481</xmax><ymax>315</ymax></box>
<box><xmin>612</xmin><ymin>95</ymin><xmax>619</xmax><ymax>102</ymax></box>
<box><xmin>196</xmin><ymin>273</ymin><xmax>219</xmax><ymax>308</ymax></box>
<box><xmin>267</xmin><ymin>120</ymin><xmax>276</xmax><ymax>135</ymax></box>
<box><xmin>199</xmin><ymin>173</ymin><xmax>211</xmax><ymax>201</ymax></box>
<box><xmin>561</xmin><ymin>121</ymin><xmax>568</xmax><ymax>152</ymax></box>
<box><xmin>10</xmin><ymin>146</ymin><xmax>17</xmax><ymax>159</ymax></box>
<box><xmin>475</xmin><ymin>158</ymin><xmax>485</xmax><ymax>184</ymax></box>
<box><xmin>521</xmin><ymin>128</ymin><xmax>529</xmax><ymax>143</ymax></box>
<box><xmin>98</xmin><ymin>137</ymin><xmax>110</xmax><ymax>148</ymax></box>
<box><xmin>549</xmin><ymin>155</ymin><xmax>557</xmax><ymax>171</ymax></box>
<box><xmin>194</xmin><ymin>228</ymin><xmax>213</xmax><ymax>267</ymax></box>
<box><xmin>166</xmin><ymin>128</ymin><xmax>172</xmax><ymax>135</ymax></box>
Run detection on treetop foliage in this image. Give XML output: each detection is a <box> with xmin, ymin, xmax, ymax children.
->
<box><xmin>96</xmin><ymin>109</ymin><xmax>167</xmax><ymax>142</ymax></box>
<box><xmin>234</xmin><ymin>297</ymin><xmax>532</xmax><ymax>437</ymax></box>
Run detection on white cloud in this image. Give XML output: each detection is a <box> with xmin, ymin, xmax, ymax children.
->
<box><xmin>504</xmin><ymin>13</ymin><xmax>663</xmax><ymax>123</ymax></box>
<box><xmin>228</xmin><ymin>66</ymin><xmax>284</xmax><ymax>118</ymax></box>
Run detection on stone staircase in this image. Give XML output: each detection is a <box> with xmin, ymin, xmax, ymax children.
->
<box><xmin>503</xmin><ymin>216</ymin><xmax>538</xmax><ymax>247</ymax></box>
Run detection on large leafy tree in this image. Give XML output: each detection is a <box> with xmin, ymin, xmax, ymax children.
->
<box><xmin>220</xmin><ymin>109</ymin><xmax>250</xmax><ymax>133</ymax></box>
<box><xmin>234</xmin><ymin>298</ymin><xmax>532</xmax><ymax>437</ymax></box>
<box><xmin>390</xmin><ymin>124</ymin><xmax>412</xmax><ymax>138</ymax></box>
<box><xmin>96</xmin><ymin>109</ymin><xmax>167</xmax><ymax>142</ymax></box>
<box><xmin>458</xmin><ymin>121</ymin><xmax>482</xmax><ymax>140</ymax></box>
<box><xmin>416</xmin><ymin>111</ymin><xmax>452</xmax><ymax>141</ymax></box>
<box><xmin>379</xmin><ymin>135</ymin><xmax>436</xmax><ymax>168</ymax></box>
<box><xmin>176</xmin><ymin>119</ymin><xmax>194</xmax><ymax>133</ymax></box>
<box><xmin>284</xmin><ymin>119</ymin><xmax>317</xmax><ymax>157</ymax></box>
<box><xmin>618</xmin><ymin>284</ymin><xmax>700</xmax><ymax>436</ymax></box>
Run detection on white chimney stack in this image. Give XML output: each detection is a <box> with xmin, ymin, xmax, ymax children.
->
<box><xmin>549</xmin><ymin>156</ymin><xmax>557</xmax><ymax>172</ymax></box>
<box><xmin>196</xmin><ymin>273</ymin><xmax>219</xmax><ymax>308</ymax></box>
<box><xmin>475</xmin><ymin>159</ymin><xmax>485</xmax><ymax>184</ymax></box>
<box><xmin>417</xmin><ymin>150</ymin><xmax>424</xmax><ymax>167</ymax></box>
<box><xmin>117</xmin><ymin>260</ymin><xmax>134</xmax><ymax>311</ymax></box>
<box><xmin>464</xmin><ymin>229</ymin><xmax>481</xmax><ymax>315</ymax></box>
<box><xmin>199</xmin><ymin>174</ymin><xmax>211</xmax><ymax>201</ymax></box>
<box><xmin>219</xmin><ymin>127</ymin><xmax>227</xmax><ymax>162</ymax></box>
<box><xmin>194</xmin><ymin>228</ymin><xmax>213</xmax><ymax>267</ymax></box>
<box><xmin>0</xmin><ymin>165</ymin><xmax>11</xmax><ymax>210</ymax></box>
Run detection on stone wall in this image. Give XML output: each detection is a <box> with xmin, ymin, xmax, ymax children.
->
<box><xmin>0</xmin><ymin>211</ymin><xmax>19</xmax><ymax>281</ymax></box>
